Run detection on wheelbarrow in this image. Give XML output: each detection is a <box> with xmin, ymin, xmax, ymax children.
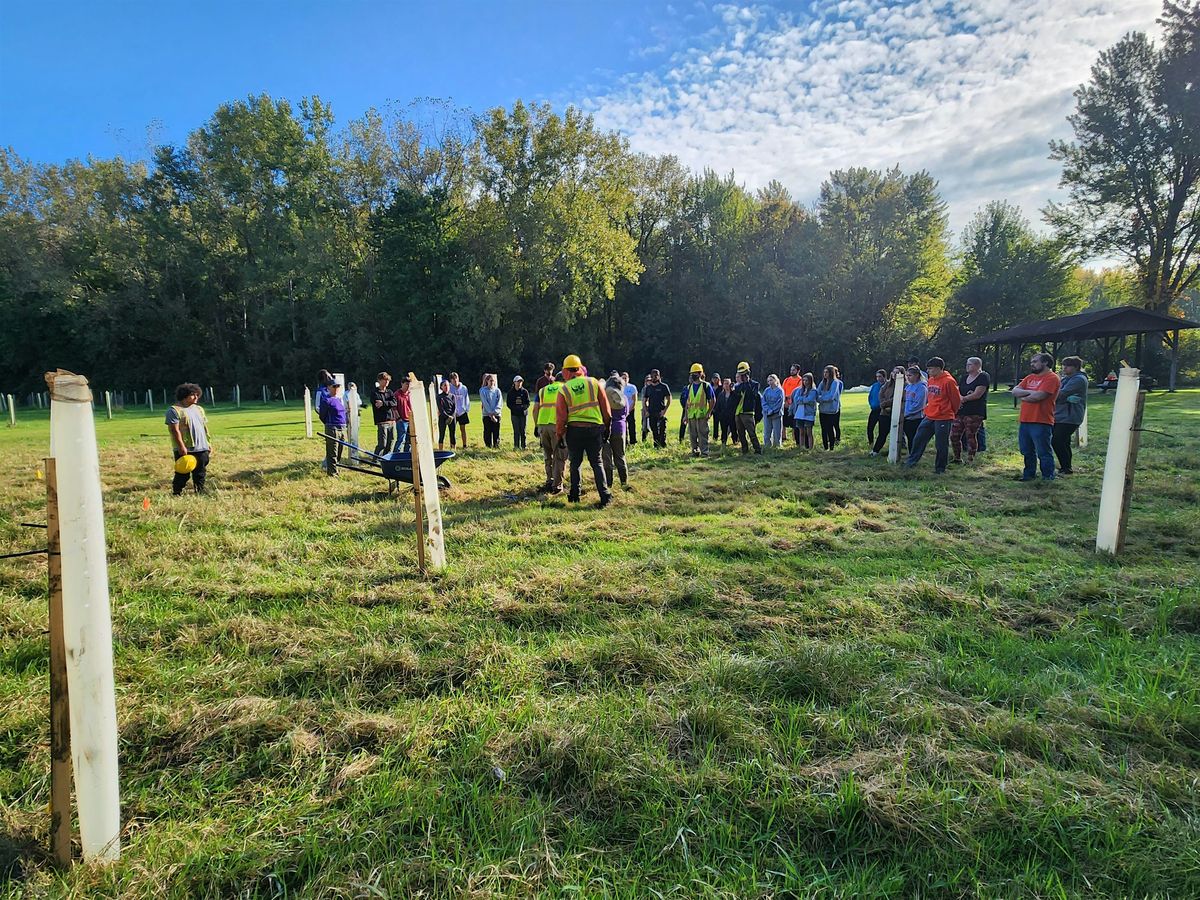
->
<box><xmin>316</xmin><ymin>434</ymin><xmax>455</xmax><ymax>491</ymax></box>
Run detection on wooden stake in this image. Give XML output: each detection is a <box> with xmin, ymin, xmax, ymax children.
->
<box><xmin>1113</xmin><ymin>392</ymin><xmax>1146</xmax><ymax>554</ymax></box>
<box><xmin>46</xmin><ymin>458</ymin><xmax>74</xmax><ymax>868</ymax></box>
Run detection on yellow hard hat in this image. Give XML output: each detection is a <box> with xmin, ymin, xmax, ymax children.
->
<box><xmin>562</xmin><ymin>354</ymin><xmax>583</xmax><ymax>370</ymax></box>
<box><xmin>736</xmin><ymin>361</ymin><xmax>750</xmax><ymax>373</ymax></box>
<box><xmin>690</xmin><ymin>362</ymin><xmax>704</xmax><ymax>375</ymax></box>
<box><xmin>174</xmin><ymin>453</ymin><xmax>197</xmax><ymax>474</ymax></box>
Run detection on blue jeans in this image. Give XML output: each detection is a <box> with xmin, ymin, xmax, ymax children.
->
<box><xmin>764</xmin><ymin>413</ymin><xmax>783</xmax><ymax>448</ymax></box>
<box><xmin>1018</xmin><ymin>423</ymin><xmax>1054</xmax><ymax>479</ymax></box>
<box><xmin>395</xmin><ymin>419</ymin><xmax>410</xmax><ymax>452</ymax></box>
<box><xmin>905</xmin><ymin>417</ymin><xmax>952</xmax><ymax>472</ymax></box>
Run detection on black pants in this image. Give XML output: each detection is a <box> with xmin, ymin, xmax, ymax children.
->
<box><xmin>905</xmin><ymin>417</ymin><xmax>952</xmax><ymax>472</ymax></box>
<box><xmin>867</xmin><ymin>407</ymin><xmax>882</xmax><ymax>446</ymax></box>
<box><xmin>511</xmin><ymin>412</ymin><xmax>527</xmax><ymax>448</ymax></box>
<box><xmin>872</xmin><ymin>412</ymin><xmax>892</xmax><ymax>453</ymax></box>
<box><xmin>819</xmin><ymin>411</ymin><xmax>841</xmax><ymax>449</ymax></box>
<box><xmin>565</xmin><ymin>425</ymin><xmax>610</xmax><ymax>501</ymax></box>
<box><xmin>903</xmin><ymin>417</ymin><xmax>920</xmax><ymax>453</ymax></box>
<box><xmin>678</xmin><ymin>413</ymin><xmax>687</xmax><ymax>442</ymax></box>
<box><xmin>1051</xmin><ymin>422</ymin><xmax>1080</xmax><ymax>472</ymax></box>
<box><xmin>172</xmin><ymin>449</ymin><xmax>210</xmax><ymax>494</ymax></box>
<box><xmin>650</xmin><ymin>414</ymin><xmax>668</xmax><ymax>448</ymax></box>
<box><xmin>483</xmin><ymin>414</ymin><xmax>501</xmax><ymax>448</ymax></box>
<box><xmin>439</xmin><ymin>416</ymin><xmax>456</xmax><ymax>447</ymax></box>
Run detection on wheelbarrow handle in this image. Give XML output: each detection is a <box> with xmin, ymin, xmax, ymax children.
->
<box><xmin>308</xmin><ymin>432</ymin><xmax>385</xmax><ymax>462</ymax></box>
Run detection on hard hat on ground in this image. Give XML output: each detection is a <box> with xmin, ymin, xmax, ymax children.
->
<box><xmin>562</xmin><ymin>354</ymin><xmax>583</xmax><ymax>370</ymax></box>
<box><xmin>174</xmin><ymin>454</ymin><xmax>198</xmax><ymax>474</ymax></box>
<box><xmin>736</xmin><ymin>361</ymin><xmax>751</xmax><ymax>374</ymax></box>
<box><xmin>690</xmin><ymin>362</ymin><xmax>704</xmax><ymax>375</ymax></box>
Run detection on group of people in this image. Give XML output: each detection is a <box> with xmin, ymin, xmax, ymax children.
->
<box><xmin>864</xmin><ymin>352</ymin><xmax>1088</xmax><ymax>479</ymax></box>
<box><xmin>165</xmin><ymin>351</ymin><xmax>1093</xmax><ymax>496</ymax></box>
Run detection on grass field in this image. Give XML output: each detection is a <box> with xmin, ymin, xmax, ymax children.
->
<box><xmin>2</xmin><ymin>388</ymin><xmax>1199</xmax><ymax>898</ymax></box>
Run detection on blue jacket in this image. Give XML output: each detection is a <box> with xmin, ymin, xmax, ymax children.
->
<box><xmin>762</xmin><ymin>385</ymin><xmax>785</xmax><ymax>416</ymax></box>
<box><xmin>816</xmin><ymin>379</ymin><xmax>843</xmax><ymax>414</ymax></box>
<box><xmin>791</xmin><ymin>386</ymin><xmax>817</xmax><ymax>422</ymax></box>
<box><xmin>868</xmin><ymin>381</ymin><xmax>883</xmax><ymax>410</ymax></box>
<box><xmin>318</xmin><ymin>393</ymin><xmax>348</xmax><ymax>426</ymax></box>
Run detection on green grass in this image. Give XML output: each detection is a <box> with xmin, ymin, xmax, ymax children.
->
<box><xmin>2</xmin><ymin>390</ymin><xmax>1198</xmax><ymax>898</ymax></box>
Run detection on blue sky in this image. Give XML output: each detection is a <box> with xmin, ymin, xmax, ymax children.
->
<box><xmin>0</xmin><ymin>0</ymin><xmax>1162</xmax><ymax>236</ymax></box>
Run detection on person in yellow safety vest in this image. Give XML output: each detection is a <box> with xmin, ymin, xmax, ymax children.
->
<box><xmin>682</xmin><ymin>363</ymin><xmax>716</xmax><ymax>457</ymax></box>
<box><xmin>555</xmin><ymin>354</ymin><xmax>613</xmax><ymax>507</ymax></box>
<box><xmin>532</xmin><ymin>371</ymin><xmax>568</xmax><ymax>493</ymax></box>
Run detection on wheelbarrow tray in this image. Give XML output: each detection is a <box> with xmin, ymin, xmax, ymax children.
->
<box><xmin>377</xmin><ymin>450</ymin><xmax>455</xmax><ymax>483</ymax></box>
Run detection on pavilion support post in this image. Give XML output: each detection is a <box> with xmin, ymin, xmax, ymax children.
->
<box><xmin>1134</xmin><ymin>333</ymin><xmax>1144</xmax><ymax>370</ymax></box>
<box><xmin>1168</xmin><ymin>329</ymin><xmax>1179</xmax><ymax>392</ymax></box>
<box><xmin>992</xmin><ymin>344</ymin><xmax>1000</xmax><ymax>390</ymax></box>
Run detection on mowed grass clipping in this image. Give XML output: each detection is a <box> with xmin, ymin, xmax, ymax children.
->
<box><xmin>1</xmin><ymin>389</ymin><xmax>1199</xmax><ymax>898</ymax></box>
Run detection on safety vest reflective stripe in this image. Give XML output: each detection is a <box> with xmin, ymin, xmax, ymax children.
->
<box><xmin>686</xmin><ymin>383</ymin><xmax>710</xmax><ymax>419</ymax></box>
<box><xmin>564</xmin><ymin>377</ymin><xmax>603</xmax><ymax>425</ymax></box>
<box><xmin>537</xmin><ymin>383</ymin><xmax>563</xmax><ymax>426</ymax></box>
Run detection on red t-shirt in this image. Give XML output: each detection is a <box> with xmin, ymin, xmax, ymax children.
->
<box><xmin>1017</xmin><ymin>371</ymin><xmax>1060</xmax><ymax>424</ymax></box>
<box><xmin>923</xmin><ymin>372</ymin><xmax>961</xmax><ymax>420</ymax></box>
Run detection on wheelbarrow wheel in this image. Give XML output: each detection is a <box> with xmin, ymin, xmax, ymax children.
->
<box><xmin>437</xmin><ymin>475</ymin><xmax>452</xmax><ymax>490</ymax></box>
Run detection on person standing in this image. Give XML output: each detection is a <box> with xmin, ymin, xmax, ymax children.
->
<box><xmin>535</xmin><ymin>362</ymin><xmax>555</xmax><ymax>394</ymax></box>
<box><xmin>902</xmin><ymin>367</ymin><xmax>927</xmax><ymax>452</ymax></box>
<box><xmin>682</xmin><ymin>363</ymin><xmax>716</xmax><ymax>457</ymax></box>
<box><xmin>640</xmin><ymin>374</ymin><xmax>652</xmax><ymax>444</ymax></box>
<box><xmin>480</xmin><ymin>373</ymin><xmax>502</xmax><ymax>449</ymax></box>
<box><xmin>904</xmin><ymin>357</ymin><xmax>961</xmax><ymax>474</ymax></box>
<box><xmin>791</xmin><ymin>372</ymin><xmax>817</xmax><ymax>450</ymax></box>
<box><xmin>1051</xmin><ymin>356</ymin><xmax>1088</xmax><ymax>475</ymax></box>
<box><xmin>166</xmin><ymin>382</ymin><xmax>211</xmax><ymax>495</ymax></box>
<box><xmin>713</xmin><ymin>377</ymin><xmax>734</xmax><ymax>445</ymax></box>
<box><xmin>782</xmin><ymin>365</ymin><xmax>802</xmax><ymax>445</ymax></box>
<box><xmin>621</xmin><ymin>372</ymin><xmax>639</xmax><ymax>445</ymax></box>
<box><xmin>436</xmin><ymin>379</ymin><xmax>457</xmax><ymax>449</ymax></box>
<box><xmin>371</xmin><ymin>372</ymin><xmax>397</xmax><ymax>456</ymax></box>
<box><xmin>318</xmin><ymin>379</ymin><xmax>349</xmax><ymax>477</ymax></box>
<box><xmin>394</xmin><ymin>376</ymin><xmax>413</xmax><ymax>452</ymax></box>
<box><xmin>871</xmin><ymin>366</ymin><xmax>902</xmax><ymax>455</ymax></box>
<box><xmin>950</xmin><ymin>357</ymin><xmax>989</xmax><ymax>463</ymax></box>
<box><xmin>762</xmin><ymin>374</ymin><xmax>785</xmax><ymax>449</ymax></box>
<box><xmin>1012</xmin><ymin>352</ymin><xmax>1061</xmax><ymax>481</ymax></box>
<box><xmin>866</xmin><ymin>369</ymin><xmax>887</xmax><ymax>449</ymax></box>
<box><xmin>643</xmin><ymin>369</ymin><xmax>672</xmax><ymax>448</ymax></box>
<box><xmin>448</xmin><ymin>372</ymin><xmax>470</xmax><ymax>448</ymax></box>
<box><xmin>815</xmin><ymin>365</ymin><xmax>843</xmax><ymax>450</ymax></box>
<box><xmin>555</xmin><ymin>354</ymin><xmax>613</xmax><ymax>507</ymax></box>
<box><xmin>731</xmin><ymin>363</ymin><xmax>762</xmax><ymax>454</ymax></box>
<box><xmin>507</xmin><ymin>375</ymin><xmax>531</xmax><ymax>449</ymax></box>
<box><xmin>602</xmin><ymin>374</ymin><xmax>630</xmax><ymax>487</ymax></box>
<box><xmin>533</xmin><ymin>371</ymin><xmax>567</xmax><ymax>493</ymax></box>
<box><xmin>677</xmin><ymin>380</ymin><xmax>690</xmax><ymax>444</ymax></box>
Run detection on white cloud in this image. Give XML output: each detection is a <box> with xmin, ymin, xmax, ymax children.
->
<box><xmin>586</xmin><ymin>0</ymin><xmax>1161</xmax><ymax>242</ymax></box>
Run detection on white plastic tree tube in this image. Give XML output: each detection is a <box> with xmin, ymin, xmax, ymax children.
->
<box><xmin>147</xmin><ymin>389</ymin><xmax>154</xmax><ymax>412</ymax></box>
<box><xmin>6</xmin><ymin>394</ymin><xmax>14</xmax><ymax>426</ymax></box>
<box><xmin>234</xmin><ymin>384</ymin><xmax>241</xmax><ymax>408</ymax></box>
<box><xmin>887</xmin><ymin>372</ymin><xmax>904</xmax><ymax>463</ymax></box>
<box><xmin>303</xmin><ymin>387</ymin><xmax>313</xmax><ymax>438</ymax></box>
<box><xmin>347</xmin><ymin>386</ymin><xmax>362</xmax><ymax>461</ymax></box>
<box><xmin>1096</xmin><ymin>368</ymin><xmax>1140</xmax><ymax>555</ymax></box>
<box><xmin>1076</xmin><ymin>406</ymin><xmax>1088</xmax><ymax>448</ymax></box>
<box><xmin>414</xmin><ymin>376</ymin><xmax>446</xmax><ymax>570</ymax></box>
<box><xmin>280</xmin><ymin>386</ymin><xmax>287</xmax><ymax>405</ymax></box>
<box><xmin>45</xmin><ymin>370</ymin><xmax>121</xmax><ymax>862</ymax></box>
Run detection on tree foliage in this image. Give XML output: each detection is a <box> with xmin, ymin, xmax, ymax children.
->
<box><xmin>1048</xmin><ymin>1</ymin><xmax>1200</xmax><ymax>312</ymax></box>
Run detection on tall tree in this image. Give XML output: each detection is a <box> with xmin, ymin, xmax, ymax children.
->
<box><xmin>1048</xmin><ymin>2</ymin><xmax>1200</xmax><ymax>312</ymax></box>
<box><xmin>950</xmin><ymin>201</ymin><xmax>1082</xmax><ymax>334</ymax></box>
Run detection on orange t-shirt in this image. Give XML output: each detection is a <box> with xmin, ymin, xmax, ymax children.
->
<box><xmin>1017</xmin><ymin>371</ymin><xmax>1060</xmax><ymax>424</ymax></box>
<box><xmin>782</xmin><ymin>375</ymin><xmax>801</xmax><ymax>407</ymax></box>
<box><xmin>923</xmin><ymin>372</ymin><xmax>961</xmax><ymax>420</ymax></box>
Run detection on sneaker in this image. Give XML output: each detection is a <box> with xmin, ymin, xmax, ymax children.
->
<box><xmin>1058</xmin><ymin>468</ymin><xmax>1073</xmax><ymax>475</ymax></box>
<box><xmin>567</xmin><ymin>495</ymin><xmax>580</xmax><ymax>503</ymax></box>
<box><xmin>597</xmin><ymin>495</ymin><xmax>612</xmax><ymax>509</ymax></box>
<box><xmin>950</xmin><ymin>458</ymin><xmax>962</xmax><ymax>465</ymax></box>
<box><xmin>549</xmin><ymin>487</ymin><xmax>564</xmax><ymax>495</ymax></box>
<box><xmin>1014</xmin><ymin>475</ymin><xmax>1035</xmax><ymax>482</ymax></box>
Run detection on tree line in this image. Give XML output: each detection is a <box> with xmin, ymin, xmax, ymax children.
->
<box><xmin>1</xmin><ymin>3</ymin><xmax>1196</xmax><ymax>396</ymax></box>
